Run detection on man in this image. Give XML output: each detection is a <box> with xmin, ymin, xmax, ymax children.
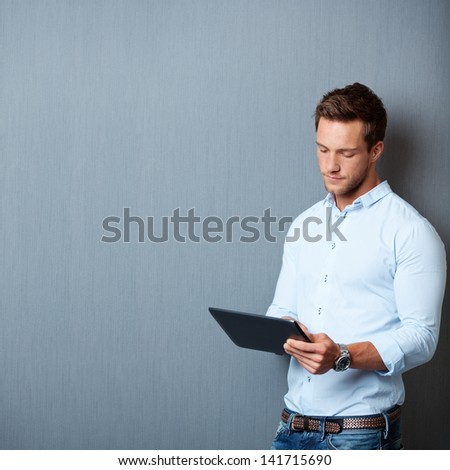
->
<box><xmin>267</xmin><ymin>83</ymin><xmax>447</xmax><ymax>450</ymax></box>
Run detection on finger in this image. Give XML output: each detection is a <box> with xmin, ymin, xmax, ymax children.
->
<box><xmin>285</xmin><ymin>338</ymin><xmax>318</xmax><ymax>353</ymax></box>
<box><xmin>283</xmin><ymin>344</ymin><xmax>319</xmax><ymax>364</ymax></box>
<box><xmin>287</xmin><ymin>350</ymin><xmax>325</xmax><ymax>374</ymax></box>
<box><xmin>284</xmin><ymin>341</ymin><xmax>328</xmax><ymax>363</ymax></box>
<box><xmin>286</xmin><ymin>349</ymin><xmax>324</xmax><ymax>366</ymax></box>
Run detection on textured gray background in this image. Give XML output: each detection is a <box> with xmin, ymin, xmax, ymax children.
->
<box><xmin>0</xmin><ymin>0</ymin><xmax>449</xmax><ymax>449</ymax></box>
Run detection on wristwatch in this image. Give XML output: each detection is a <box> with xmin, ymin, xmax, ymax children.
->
<box><xmin>333</xmin><ymin>344</ymin><xmax>351</xmax><ymax>372</ymax></box>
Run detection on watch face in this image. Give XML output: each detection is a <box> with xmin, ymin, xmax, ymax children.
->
<box><xmin>335</xmin><ymin>356</ymin><xmax>351</xmax><ymax>371</ymax></box>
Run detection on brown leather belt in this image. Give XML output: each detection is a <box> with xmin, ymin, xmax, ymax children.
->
<box><xmin>281</xmin><ymin>406</ymin><xmax>401</xmax><ymax>434</ymax></box>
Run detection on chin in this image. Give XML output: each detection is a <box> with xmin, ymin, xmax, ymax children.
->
<box><xmin>324</xmin><ymin>181</ymin><xmax>347</xmax><ymax>195</ymax></box>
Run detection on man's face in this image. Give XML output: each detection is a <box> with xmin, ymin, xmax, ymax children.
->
<box><xmin>316</xmin><ymin>118</ymin><xmax>377</xmax><ymax>199</ymax></box>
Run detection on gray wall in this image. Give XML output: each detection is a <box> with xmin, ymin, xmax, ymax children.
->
<box><xmin>0</xmin><ymin>0</ymin><xmax>448</xmax><ymax>450</ymax></box>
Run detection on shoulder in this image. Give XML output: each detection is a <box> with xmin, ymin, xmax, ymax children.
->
<box><xmin>382</xmin><ymin>191</ymin><xmax>440</xmax><ymax>235</ymax></box>
<box><xmin>381</xmin><ymin>192</ymin><xmax>446</xmax><ymax>266</ymax></box>
<box><xmin>382</xmin><ymin>191</ymin><xmax>426</xmax><ymax>221</ymax></box>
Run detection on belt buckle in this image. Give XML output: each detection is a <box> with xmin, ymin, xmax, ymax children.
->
<box><xmin>290</xmin><ymin>413</ymin><xmax>307</xmax><ymax>432</ymax></box>
<box><xmin>328</xmin><ymin>418</ymin><xmax>343</xmax><ymax>434</ymax></box>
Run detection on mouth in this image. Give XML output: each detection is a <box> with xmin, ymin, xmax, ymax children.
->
<box><xmin>324</xmin><ymin>175</ymin><xmax>344</xmax><ymax>182</ymax></box>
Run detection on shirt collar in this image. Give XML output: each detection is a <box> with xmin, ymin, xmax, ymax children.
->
<box><xmin>324</xmin><ymin>180</ymin><xmax>392</xmax><ymax>210</ymax></box>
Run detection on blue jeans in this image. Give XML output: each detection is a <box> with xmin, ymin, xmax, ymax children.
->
<box><xmin>271</xmin><ymin>408</ymin><xmax>403</xmax><ymax>450</ymax></box>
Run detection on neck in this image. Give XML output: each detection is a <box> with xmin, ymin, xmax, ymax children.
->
<box><xmin>334</xmin><ymin>174</ymin><xmax>381</xmax><ymax>211</ymax></box>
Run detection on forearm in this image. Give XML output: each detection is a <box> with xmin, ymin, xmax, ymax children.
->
<box><xmin>348</xmin><ymin>341</ymin><xmax>387</xmax><ymax>372</ymax></box>
<box><xmin>284</xmin><ymin>333</ymin><xmax>388</xmax><ymax>375</ymax></box>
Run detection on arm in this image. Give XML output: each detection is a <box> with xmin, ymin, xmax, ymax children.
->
<box><xmin>266</xmin><ymin>222</ymin><xmax>299</xmax><ymax>320</ymax></box>
<box><xmin>370</xmin><ymin>221</ymin><xmax>446</xmax><ymax>376</ymax></box>
<box><xmin>284</xmin><ymin>221</ymin><xmax>446</xmax><ymax>376</ymax></box>
<box><xmin>283</xmin><ymin>325</ymin><xmax>387</xmax><ymax>375</ymax></box>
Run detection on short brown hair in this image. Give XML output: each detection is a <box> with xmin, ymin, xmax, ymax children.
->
<box><xmin>314</xmin><ymin>83</ymin><xmax>387</xmax><ymax>150</ymax></box>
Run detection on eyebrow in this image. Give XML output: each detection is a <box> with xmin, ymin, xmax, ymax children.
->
<box><xmin>315</xmin><ymin>141</ymin><xmax>359</xmax><ymax>152</ymax></box>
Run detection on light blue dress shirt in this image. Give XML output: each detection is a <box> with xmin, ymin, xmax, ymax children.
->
<box><xmin>267</xmin><ymin>181</ymin><xmax>446</xmax><ymax>416</ymax></box>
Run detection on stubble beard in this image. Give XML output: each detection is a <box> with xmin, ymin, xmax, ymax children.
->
<box><xmin>324</xmin><ymin>166</ymin><xmax>370</xmax><ymax>197</ymax></box>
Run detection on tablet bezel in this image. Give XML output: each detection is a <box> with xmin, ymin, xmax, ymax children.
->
<box><xmin>209</xmin><ymin>307</ymin><xmax>310</xmax><ymax>355</ymax></box>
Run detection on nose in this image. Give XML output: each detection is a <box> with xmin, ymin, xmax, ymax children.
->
<box><xmin>325</xmin><ymin>152</ymin><xmax>340</xmax><ymax>173</ymax></box>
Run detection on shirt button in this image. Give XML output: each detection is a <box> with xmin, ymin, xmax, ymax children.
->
<box><xmin>331</xmin><ymin>242</ymin><xmax>336</xmax><ymax>249</ymax></box>
<box><xmin>307</xmin><ymin>376</ymin><xmax>311</xmax><ymax>383</ymax></box>
<box><xmin>324</xmin><ymin>274</ymin><xmax>328</xmax><ymax>282</ymax></box>
<box><xmin>318</xmin><ymin>307</ymin><xmax>322</xmax><ymax>315</ymax></box>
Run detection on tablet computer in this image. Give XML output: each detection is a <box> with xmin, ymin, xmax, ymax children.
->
<box><xmin>208</xmin><ymin>307</ymin><xmax>310</xmax><ymax>355</ymax></box>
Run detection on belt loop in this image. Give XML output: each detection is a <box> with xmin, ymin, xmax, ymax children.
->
<box><xmin>382</xmin><ymin>411</ymin><xmax>390</xmax><ymax>439</ymax></box>
<box><xmin>320</xmin><ymin>417</ymin><xmax>327</xmax><ymax>441</ymax></box>
<box><xmin>286</xmin><ymin>411</ymin><xmax>296</xmax><ymax>434</ymax></box>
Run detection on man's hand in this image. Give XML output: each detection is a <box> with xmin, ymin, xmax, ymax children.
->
<box><xmin>283</xmin><ymin>323</ymin><xmax>340</xmax><ymax>375</ymax></box>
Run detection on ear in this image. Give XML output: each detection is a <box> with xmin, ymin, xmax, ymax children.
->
<box><xmin>370</xmin><ymin>141</ymin><xmax>384</xmax><ymax>163</ymax></box>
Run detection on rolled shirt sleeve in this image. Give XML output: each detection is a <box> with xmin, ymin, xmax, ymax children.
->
<box><xmin>371</xmin><ymin>220</ymin><xmax>447</xmax><ymax>376</ymax></box>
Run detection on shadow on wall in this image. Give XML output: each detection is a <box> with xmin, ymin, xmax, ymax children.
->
<box><xmin>379</xmin><ymin>117</ymin><xmax>417</xmax><ymax>200</ymax></box>
<box><xmin>379</xmin><ymin>118</ymin><xmax>450</xmax><ymax>450</ymax></box>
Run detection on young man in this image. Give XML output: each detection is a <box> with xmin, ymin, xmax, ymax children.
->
<box><xmin>267</xmin><ymin>83</ymin><xmax>447</xmax><ymax>450</ymax></box>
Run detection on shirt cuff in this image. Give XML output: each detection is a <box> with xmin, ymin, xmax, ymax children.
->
<box><xmin>369</xmin><ymin>333</ymin><xmax>405</xmax><ymax>376</ymax></box>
